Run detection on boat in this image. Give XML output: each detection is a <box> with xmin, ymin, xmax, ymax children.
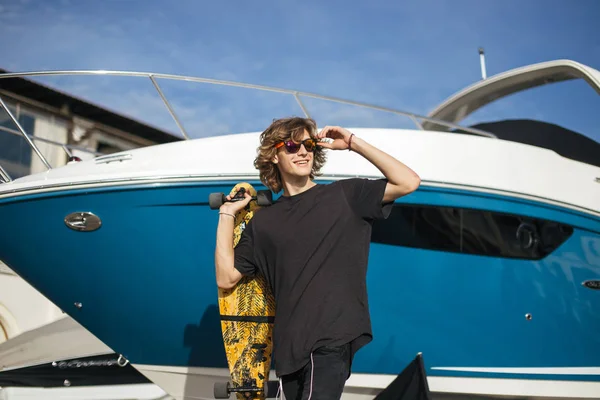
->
<box><xmin>0</xmin><ymin>59</ymin><xmax>598</xmax><ymax>399</ymax></box>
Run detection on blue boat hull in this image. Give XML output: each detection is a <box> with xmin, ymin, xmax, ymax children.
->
<box><xmin>0</xmin><ymin>180</ymin><xmax>599</xmax><ymax>387</ymax></box>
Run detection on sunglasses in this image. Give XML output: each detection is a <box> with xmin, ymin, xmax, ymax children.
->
<box><xmin>275</xmin><ymin>138</ymin><xmax>319</xmax><ymax>153</ymax></box>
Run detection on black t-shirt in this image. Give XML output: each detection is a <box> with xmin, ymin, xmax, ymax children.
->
<box><xmin>234</xmin><ymin>178</ymin><xmax>392</xmax><ymax>377</ymax></box>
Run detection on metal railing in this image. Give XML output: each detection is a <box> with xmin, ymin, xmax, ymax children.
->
<box><xmin>0</xmin><ymin>69</ymin><xmax>498</xmax><ymax>183</ymax></box>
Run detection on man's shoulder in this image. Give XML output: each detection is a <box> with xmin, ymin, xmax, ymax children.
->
<box><xmin>248</xmin><ymin>201</ymin><xmax>281</xmax><ymax>223</ymax></box>
<box><xmin>326</xmin><ymin>177</ymin><xmax>371</xmax><ymax>192</ymax></box>
<box><xmin>329</xmin><ymin>177</ymin><xmax>370</xmax><ymax>186</ymax></box>
<box><xmin>334</xmin><ymin>177</ymin><xmax>388</xmax><ymax>189</ymax></box>
<box><xmin>310</xmin><ymin>179</ymin><xmax>357</xmax><ymax>190</ymax></box>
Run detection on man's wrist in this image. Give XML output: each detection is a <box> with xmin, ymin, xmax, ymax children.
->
<box><xmin>349</xmin><ymin>135</ymin><xmax>365</xmax><ymax>153</ymax></box>
<box><xmin>219</xmin><ymin>212</ymin><xmax>236</xmax><ymax>221</ymax></box>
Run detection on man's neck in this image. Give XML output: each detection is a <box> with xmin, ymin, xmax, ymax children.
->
<box><xmin>281</xmin><ymin>176</ymin><xmax>316</xmax><ymax>197</ymax></box>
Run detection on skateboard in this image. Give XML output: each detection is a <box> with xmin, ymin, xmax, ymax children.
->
<box><xmin>210</xmin><ymin>183</ymin><xmax>276</xmax><ymax>399</ymax></box>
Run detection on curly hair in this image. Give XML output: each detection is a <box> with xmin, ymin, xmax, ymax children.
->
<box><xmin>254</xmin><ymin>117</ymin><xmax>327</xmax><ymax>193</ymax></box>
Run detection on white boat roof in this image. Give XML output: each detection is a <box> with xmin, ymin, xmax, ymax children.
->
<box><xmin>423</xmin><ymin>59</ymin><xmax>600</xmax><ymax>129</ymax></box>
<box><xmin>1</xmin><ymin>127</ymin><xmax>599</xmax><ymax>216</ymax></box>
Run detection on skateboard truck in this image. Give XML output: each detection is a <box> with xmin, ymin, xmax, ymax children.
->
<box><xmin>214</xmin><ymin>380</ymin><xmax>279</xmax><ymax>399</ymax></box>
<box><xmin>209</xmin><ymin>187</ymin><xmax>273</xmax><ymax>210</ymax></box>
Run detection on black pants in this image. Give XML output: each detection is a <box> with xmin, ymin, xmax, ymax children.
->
<box><xmin>281</xmin><ymin>343</ymin><xmax>352</xmax><ymax>400</ymax></box>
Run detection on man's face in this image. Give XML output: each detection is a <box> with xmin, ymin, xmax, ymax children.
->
<box><xmin>273</xmin><ymin>129</ymin><xmax>315</xmax><ymax>179</ymax></box>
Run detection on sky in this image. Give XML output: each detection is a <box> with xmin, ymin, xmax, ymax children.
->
<box><xmin>0</xmin><ymin>0</ymin><xmax>599</xmax><ymax>142</ymax></box>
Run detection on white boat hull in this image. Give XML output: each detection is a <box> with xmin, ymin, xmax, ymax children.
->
<box><xmin>133</xmin><ymin>364</ymin><xmax>600</xmax><ymax>400</ymax></box>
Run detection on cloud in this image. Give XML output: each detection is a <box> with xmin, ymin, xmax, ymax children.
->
<box><xmin>1</xmin><ymin>0</ymin><xmax>599</xmax><ymax>143</ymax></box>
<box><xmin>0</xmin><ymin>2</ymin><xmax>250</xmax><ymax>81</ymax></box>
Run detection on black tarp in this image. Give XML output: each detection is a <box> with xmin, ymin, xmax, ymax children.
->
<box><xmin>0</xmin><ymin>353</ymin><xmax>151</xmax><ymax>387</ymax></box>
<box><xmin>374</xmin><ymin>353</ymin><xmax>432</xmax><ymax>400</ymax></box>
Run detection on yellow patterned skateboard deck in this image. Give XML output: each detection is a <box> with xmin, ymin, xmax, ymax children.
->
<box><xmin>217</xmin><ymin>183</ymin><xmax>275</xmax><ymax>399</ymax></box>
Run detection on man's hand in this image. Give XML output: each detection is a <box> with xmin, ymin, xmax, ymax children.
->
<box><xmin>317</xmin><ymin>124</ymin><xmax>420</xmax><ymax>203</ymax></box>
<box><xmin>219</xmin><ymin>191</ymin><xmax>252</xmax><ymax>216</ymax></box>
<box><xmin>316</xmin><ymin>126</ymin><xmax>354</xmax><ymax>150</ymax></box>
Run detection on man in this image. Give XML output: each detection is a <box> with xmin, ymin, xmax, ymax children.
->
<box><xmin>215</xmin><ymin>117</ymin><xmax>420</xmax><ymax>399</ymax></box>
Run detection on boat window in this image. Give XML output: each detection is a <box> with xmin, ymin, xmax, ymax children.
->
<box><xmin>0</xmin><ymin>106</ymin><xmax>35</xmax><ymax>179</ymax></box>
<box><xmin>371</xmin><ymin>205</ymin><xmax>574</xmax><ymax>260</ymax></box>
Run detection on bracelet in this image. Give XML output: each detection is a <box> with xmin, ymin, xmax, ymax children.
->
<box><xmin>348</xmin><ymin>133</ymin><xmax>355</xmax><ymax>151</ymax></box>
<box><xmin>219</xmin><ymin>212</ymin><xmax>235</xmax><ymax>219</ymax></box>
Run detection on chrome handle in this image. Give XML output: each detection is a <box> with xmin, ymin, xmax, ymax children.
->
<box><xmin>64</xmin><ymin>212</ymin><xmax>102</xmax><ymax>232</ymax></box>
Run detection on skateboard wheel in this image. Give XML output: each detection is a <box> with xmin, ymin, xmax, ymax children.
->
<box><xmin>214</xmin><ymin>381</ymin><xmax>230</xmax><ymax>398</ymax></box>
<box><xmin>209</xmin><ymin>193</ymin><xmax>226</xmax><ymax>210</ymax></box>
<box><xmin>256</xmin><ymin>190</ymin><xmax>273</xmax><ymax>207</ymax></box>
